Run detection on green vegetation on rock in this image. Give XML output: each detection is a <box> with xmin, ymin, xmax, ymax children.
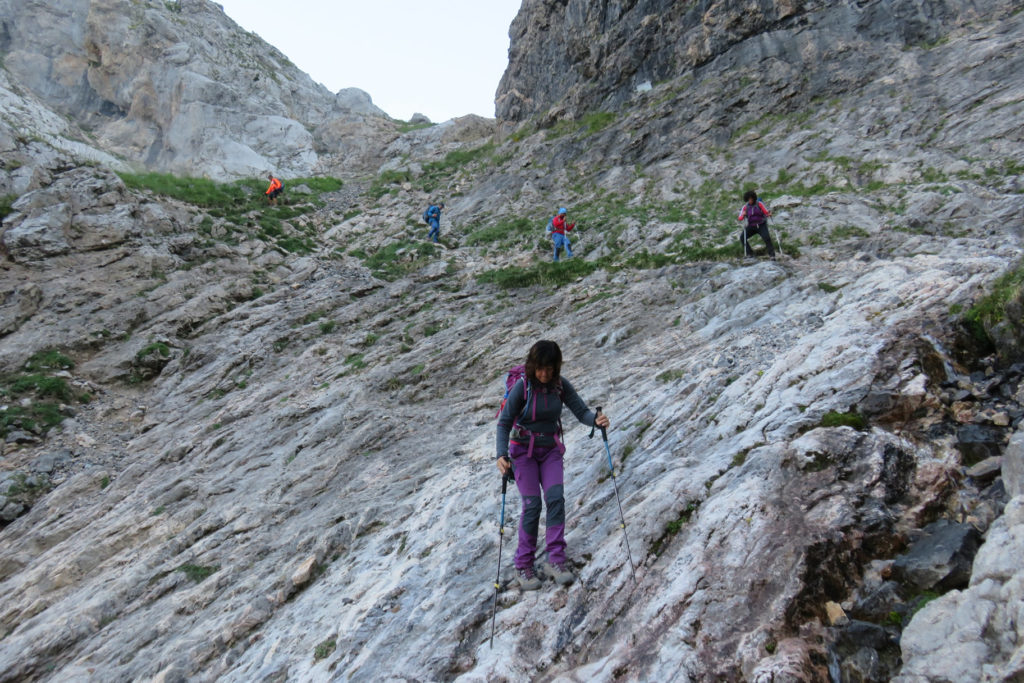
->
<box><xmin>1</xmin><ymin>350</ymin><xmax>88</xmax><ymax>438</ymax></box>
<box><xmin>118</xmin><ymin>172</ymin><xmax>341</xmax><ymax>255</ymax></box>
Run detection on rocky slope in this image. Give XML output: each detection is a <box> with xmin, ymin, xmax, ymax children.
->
<box><xmin>1</xmin><ymin>0</ymin><xmax>1023</xmax><ymax>681</ymax></box>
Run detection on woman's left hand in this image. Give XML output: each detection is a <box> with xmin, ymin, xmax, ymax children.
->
<box><xmin>595</xmin><ymin>413</ymin><xmax>610</xmax><ymax>429</ymax></box>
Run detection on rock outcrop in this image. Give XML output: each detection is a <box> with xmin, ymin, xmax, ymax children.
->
<box><xmin>496</xmin><ymin>0</ymin><xmax>1020</xmax><ymax>124</ymax></box>
<box><xmin>0</xmin><ymin>0</ymin><xmax>391</xmax><ymax>179</ymax></box>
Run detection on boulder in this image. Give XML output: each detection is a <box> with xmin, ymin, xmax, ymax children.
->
<box><xmin>956</xmin><ymin>423</ymin><xmax>1005</xmax><ymax>466</ymax></box>
<box><xmin>891</xmin><ymin>520</ymin><xmax>982</xmax><ymax>593</ymax></box>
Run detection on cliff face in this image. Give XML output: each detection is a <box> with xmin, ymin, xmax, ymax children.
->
<box><xmin>496</xmin><ymin>0</ymin><xmax>1009</xmax><ymax>122</ymax></box>
<box><xmin>0</xmin><ymin>0</ymin><xmax>391</xmax><ymax>179</ymax></box>
<box><xmin>1</xmin><ymin>0</ymin><xmax>1023</xmax><ymax>681</ymax></box>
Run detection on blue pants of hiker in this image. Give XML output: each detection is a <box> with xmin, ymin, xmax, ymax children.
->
<box><xmin>552</xmin><ymin>233</ymin><xmax>572</xmax><ymax>261</ymax></box>
<box><xmin>742</xmin><ymin>222</ymin><xmax>775</xmax><ymax>257</ymax></box>
<box><xmin>509</xmin><ymin>441</ymin><xmax>566</xmax><ymax>569</ymax></box>
<box><xmin>427</xmin><ymin>218</ymin><xmax>440</xmax><ymax>243</ymax></box>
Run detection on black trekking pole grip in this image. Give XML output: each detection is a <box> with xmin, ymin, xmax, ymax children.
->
<box><xmin>596</xmin><ymin>406</ymin><xmax>608</xmax><ymax>441</ymax></box>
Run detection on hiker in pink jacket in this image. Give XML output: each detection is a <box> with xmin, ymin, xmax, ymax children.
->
<box><xmin>738</xmin><ymin>190</ymin><xmax>775</xmax><ymax>259</ymax></box>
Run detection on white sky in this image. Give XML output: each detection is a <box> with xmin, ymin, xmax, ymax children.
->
<box><xmin>215</xmin><ymin>1</ymin><xmax>523</xmax><ymax>122</ymax></box>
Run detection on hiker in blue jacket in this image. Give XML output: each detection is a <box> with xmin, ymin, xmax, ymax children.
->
<box><xmin>423</xmin><ymin>202</ymin><xmax>444</xmax><ymax>243</ymax></box>
<box><xmin>496</xmin><ymin>340</ymin><xmax>610</xmax><ymax>589</ymax></box>
<box><xmin>737</xmin><ymin>190</ymin><xmax>775</xmax><ymax>259</ymax></box>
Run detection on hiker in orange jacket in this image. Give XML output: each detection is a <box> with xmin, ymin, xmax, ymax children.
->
<box><xmin>265</xmin><ymin>174</ymin><xmax>283</xmax><ymax>206</ymax></box>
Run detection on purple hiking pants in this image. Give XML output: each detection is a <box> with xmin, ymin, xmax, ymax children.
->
<box><xmin>509</xmin><ymin>440</ymin><xmax>566</xmax><ymax>569</ymax></box>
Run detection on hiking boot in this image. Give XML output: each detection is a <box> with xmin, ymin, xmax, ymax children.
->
<box><xmin>511</xmin><ymin>567</ymin><xmax>542</xmax><ymax>591</ymax></box>
<box><xmin>544</xmin><ymin>561</ymin><xmax>575</xmax><ymax>586</ymax></box>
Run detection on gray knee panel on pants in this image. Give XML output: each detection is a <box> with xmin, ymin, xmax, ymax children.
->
<box><xmin>544</xmin><ymin>484</ymin><xmax>565</xmax><ymax>526</ymax></box>
<box><xmin>522</xmin><ymin>495</ymin><xmax>542</xmax><ymax>532</ymax></box>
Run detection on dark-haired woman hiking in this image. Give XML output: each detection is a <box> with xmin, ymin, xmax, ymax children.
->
<box><xmin>737</xmin><ymin>189</ymin><xmax>775</xmax><ymax>259</ymax></box>
<box><xmin>496</xmin><ymin>340</ymin><xmax>610</xmax><ymax>589</ymax></box>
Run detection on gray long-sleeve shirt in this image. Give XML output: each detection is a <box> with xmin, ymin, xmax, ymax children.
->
<box><xmin>496</xmin><ymin>376</ymin><xmax>597</xmax><ymax>459</ymax></box>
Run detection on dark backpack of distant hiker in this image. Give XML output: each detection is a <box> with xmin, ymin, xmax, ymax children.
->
<box><xmin>423</xmin><ymin>205</ymin><xmax>440</xmax><ymax>224</ymax></box>
<box><xmin>746</xmin><ymin>201</ymin><xmax>767</xmax><ymax>226</ymax></box>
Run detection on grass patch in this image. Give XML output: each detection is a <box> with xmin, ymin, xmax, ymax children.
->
<box><xmin>177</xmin><ymin>563</ymin><xmax>220</xmax><ymax>583</ymax></box>
<box><xmin>23</xmin><ymin>349</ymin><xmax>74</xmax><ymax>372</ymax></box>
<box><xmin>136</xmin><ymin>342</ymin><xmax>171</xmax><ymax>359</ymax></box>
<box><xmin>476</xmin><ymin>258</ymin><xmax>600</xmax><ymax>289</ymax></box>
<box><xmin>961</xmin><ymin>257</ymin><xmax>1024</xmax><ymax>347</ymax></box>
<box><xmin>344</xmin><ymin>353</ymin><xmax>367</xmax><ymax>370</ymax></box>
<box><xmin>314</xmin><ymin>637</ymin><xmax>337</xmax><ymax>661</ymax></box>
<box><xmin>0</xmin><ymin>194</ymin><xmax>16</xmax><ymax>221</ymax></box>
<box><xmin>118</xmin><ymin>172</ymin><xmax>338</xmax><ymax>255</ymax></box>
<box><xmin>547</xmin><ymin>111</ymin><xmax>617</xmax><ymax>139</ymax></box>
<box><xmin>422</xmin><ymin>321</ymin><xmax>445</xmax><ymax>337</ymax></box>
<box><xmin>0</xmin><ymin>348</ymin><xmax>91</xmax><ymax>438</ymax></box>
<box><xmin>656</xmin><ymin>368</ymin><xmax>685</xmax><ymax>383</ymax></box>
<box><xmin>7</xmin><ymin>374</ymin><xmax>75</xmax><ymax>402</ymax></box>
<box><xmin>649</xmin><ymin>501</ymin><xmax>700</xmax><ymax>557</ymax></box>
<box><xmin>394</xmin><ymin>119</ymin><xmax>434</xmax><ymax>133</ymax></box>
<box><xmin>820</xmin><ymin>410</ymin><xmax>867</xmax><ymax>430</ymax></box>
<box><xmin>357</xmin><ymin>240</ymin><xmax>437</xmax><ymax>281</ymax></box>
<box><xmin>905</xmin><ymin>590</ymin><xmax>943</xmax><ymax>623</ymax></box>
<box><xmin>464</xmin><ymin>216</ymin><xmax>536</xmax><ymax>248</ymax></box>
<box><xmin>581</xmin><ymin>111</ymin><xmax>617</xmax><ymax>135</ymax></box>
<box><xmin>5</xmin><ymin>472</ymin><xmax>50</xmax><ymax>498</ymax></box>
<box><xmin>368</xmin><ymin>142</ymin><xmax>500</xmax><ymax>198</ymax></box>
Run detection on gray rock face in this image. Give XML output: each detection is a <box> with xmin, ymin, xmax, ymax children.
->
<box><xmin>496</xmin><ymin>0</ymin><xmax>1019</xmax><ymax>122</ymax></box>
<box><xmin>0</xmin><ymin>0</ymin><xmax>389</xmax><ymax>179</ymax></box>
<box><xmin>1</xmin><ymin>168</ymin><xmax>135</xmax><ymax>262</ymax></box>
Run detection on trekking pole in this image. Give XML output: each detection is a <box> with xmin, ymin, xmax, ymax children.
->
<box><xmin>770</xmin><ymin>216</ymin><xmax>784</xmax><ymax>258</ymax></box>
<box><xmin>589</xmin><ymin>407</ymin><xmax>637</xmax><ymax>583</ymax></box>
<box><xmin>490</xmin><ymin>470</ymin><xmax>511</xmax><ymax>648</ymax></box>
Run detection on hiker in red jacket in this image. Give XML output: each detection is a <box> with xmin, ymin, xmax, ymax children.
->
<box><xmin>265</xmin><ymin>174</ymin><xmax>283</xmax><ymax>206</ymax></box>
<box><xmin>548</xmin><ymin>207</ymin><xmax>575</xmax><ymax>261</ymax></box>
<box><xmin>737</xmin><ymin>190</ymin><xmax>775</xmax><ymax>259</ymax></box>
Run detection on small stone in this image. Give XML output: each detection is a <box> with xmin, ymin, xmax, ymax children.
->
<box><xmin>965</xmin><ymin>456</ymin><xmax>1002</xmax><ymax>482</ymax></box>
<box><xmin>826</xmin><ymin>601</ymin><xmax>849</xmax><ymax>626</ymax></box>
<box><xmin>5</xmin><ymin>430</ymin><xmax>38</xmax><ymax>444</ymax></box>
<box><xmin>30</xmin><ymin>453</ymin><xmax>57</xmax><ymax>474</ymax></box>
<box><xmin>991</xmin><ymin>412</ymin><xmax>1010</xmax><ymax>427</ymax></box>
<box><xmin>290</xmin><ymin>557</ymin><xmax>317</xmax><ymax>587</ymax></box>
<box><xmin>76</xmin><ymin>433</ymin><xmax>97</xmax><ymax>448</ymax></box>
<box><xmin>951</xmin><ymin>402</ymin><xmax>974</xmax><ymax>423</ymax></box>
<box><xmin>1</xmin><ymin>501</ymin><xmax>26</xmax><ymax>521</ymax></box>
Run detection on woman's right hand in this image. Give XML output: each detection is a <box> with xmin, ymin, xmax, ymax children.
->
<box><xmin>496</xmin><ymin>456</ymin><xmax>511</xmax><ymax>477</ymax></box>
